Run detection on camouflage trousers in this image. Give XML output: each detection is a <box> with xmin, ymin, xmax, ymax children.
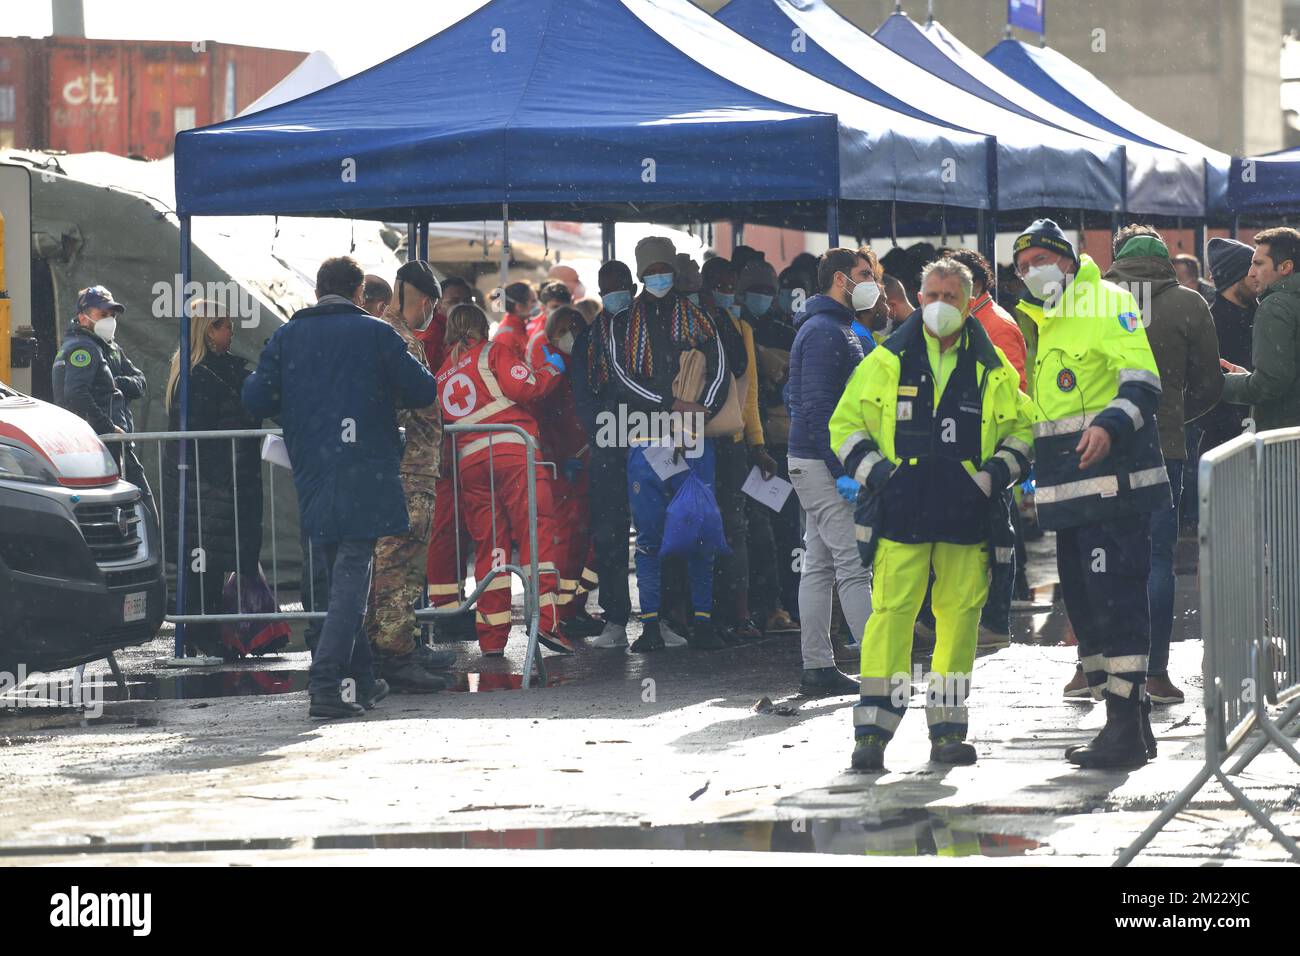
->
<box><xmin>366</xmin><ymin>487</ymin><xmax>436</xmax><ymax>658</ymax></box>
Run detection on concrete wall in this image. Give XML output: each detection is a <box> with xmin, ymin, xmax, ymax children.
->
<box><xmin>694</xmin><ymin>0</ymin><xmax>1282</xmax><ymax>155</ymax></box>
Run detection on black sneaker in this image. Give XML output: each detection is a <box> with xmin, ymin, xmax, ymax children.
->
<box><xmin>800</xmin><ymin>667</ymin><xmax>859</xmax><ymax>697</ymax></box>
<box><xmin>563</xmin><ymin>608</ymin><xmax>605</xmax><ymax>637</ymax></box>
<box><xmin>630</xmin><ymin>620</ymin><xmax>665</xmax><ymax>654</ymax></box>
<box><xmin>309</xmin><ymin>692</ymin><xmax>366</xmax><ymax>720</ymax></box>
<box><xmin>687</xmin><ymin>623</ymin><xmax>726</xmax><ymax>651</ymax></box>
<box><xmin>930</xmin><ymin>734</ymin><xmax>978</xmax><ymax>765</ymax></box>
<box><xmin>851</xmin><ymin>735</ymin><xmax>887</xmax><ymax>772</ymax></box>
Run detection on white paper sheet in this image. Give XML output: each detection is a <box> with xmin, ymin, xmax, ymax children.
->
<box><xmin>642</xmin><ymin>442</ymin><xmax>689</xmax><ymax>482</ymax></box>
<box><xmin>261</xmin><ymin>434</ymin><xmax>292</xmax><ymax>470</ymax></box>
<box><xmin>741</xmin><ymin>465</ymin><xmax>793</xmax><ymax>512</ymax></box>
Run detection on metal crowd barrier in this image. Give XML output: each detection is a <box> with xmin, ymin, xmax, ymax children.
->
<box><xmin>101</xmin><ymin>422</ymin><xmax>550</xmax><ymax>688</ymax></box>
<box><xmin>1117</xmin><ymin>429</ymin><xmax>1300</xmax><ymax>866</ymax></box>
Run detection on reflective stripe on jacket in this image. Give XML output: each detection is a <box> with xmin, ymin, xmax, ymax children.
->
<box><xmin>1024</xmin><ymin>254</ymin><xmax>1170</xmax><ymax>530</ymax></box>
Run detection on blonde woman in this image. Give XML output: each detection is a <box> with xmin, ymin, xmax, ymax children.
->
<box><xmin>163</xmin><ymin>304</ymin><xmax>269</xmax><ymax>657</ymax></box>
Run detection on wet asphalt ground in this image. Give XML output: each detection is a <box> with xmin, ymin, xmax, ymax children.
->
<box><xmin>1</xmin><ymin>533</ymin><xmax>1298</xmax><ymax>865</ymax></box>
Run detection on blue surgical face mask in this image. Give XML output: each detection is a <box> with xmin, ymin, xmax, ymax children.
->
<box><xmin>712</xmin><ymin>291</ymin><xmax>735</xmax><ymax>312</ymax></box>
<box><xmin>603</xmin><ymin>290</ymin><xmax>632</xmax><ymax>315</ymax></box>
<box><xmin>778</xmin><ymin>290</ymin><xmax>797</xmax><ymax>314</ymax></box>
<box><xmin>644</xmin><ymin>273</ymin><xmax>674</xmax><ymax>298</ymax></box>
<box><xmin>745</xmin><ymin>292</ymin><xmax>774</xmax><ymax>317</ymax></box>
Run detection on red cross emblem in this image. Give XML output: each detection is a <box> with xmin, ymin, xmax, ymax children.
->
<box><xmin>441</xmin><ymin>373</ymin><xmax>477</xmax><ymax>418</ymax></box>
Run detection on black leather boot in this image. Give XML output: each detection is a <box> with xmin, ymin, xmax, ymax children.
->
<box><xmin>1068</xmin><ymin>692</ymin><xmax>1148</xmax><ymax>769</ymax></box>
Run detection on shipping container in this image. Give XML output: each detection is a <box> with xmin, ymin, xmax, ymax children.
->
<box><xmin>0</xmin><ymin>36</ymin><xmax>305</xmax><ymax>159</ymax></box>
<box><xmin>0</xmin><ymin>38</ymin><xmax>44</xmax><ymax>152</ymax></box>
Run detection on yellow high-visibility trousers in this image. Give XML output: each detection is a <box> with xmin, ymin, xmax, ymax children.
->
<box><xmin>854</xmin><ymin>539</ymin><xmax>988</xmax><ymax>741</ymax></box>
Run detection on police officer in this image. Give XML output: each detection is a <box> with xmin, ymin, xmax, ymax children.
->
<box><xmin>1013</xmin><ymin>219</ymin><xmax>1169</xmax><ymax>769</ymax></box>
<box><xmin>53</xmin><ymin>286</ymin><xmax>153</xmax><ymax>510</ymax></box>
<box><xmin>830</xmin><ymin>257</ymin><xmax>1035</xmax><ymax>771</ymax></box>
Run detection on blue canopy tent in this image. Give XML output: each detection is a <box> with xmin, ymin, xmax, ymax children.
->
<box><xmin>176</xmin><ymin>0</ymin><xmax>992</xmax><ymax>225</ymax></box>
<box><xmin>715</xmin><ymin>0</ymin><xmax>1127</xmax><ymax>255</ymax></box>
<box><xmin>170</xmin><ymin>0</ymin><xmax>993</xmax><ymax>660</ymax></box>
<box><xmin>1229</xmin><ymin>148</ymin><xmax>1300</xmax><ymax>222</ymax></box>
<box><xmin>985</xmin><ymin>36</ymin><xmax>1231</xmax><ymax>221</ymax></box>
<box><xmin>873</xmin><ymin>11</ymin><xmax>1206</xmax><ymax>220</ymax></box>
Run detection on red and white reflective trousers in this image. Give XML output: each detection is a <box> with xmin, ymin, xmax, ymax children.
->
<box><xmin>426</xmin><ymin>470</ymin><xmax>471</xmax><ymax>614</ymax></box>
<box><xmin>459</xmin><ymin>452</ymin><xmax>561</xmax><ymax>653</ymax></box>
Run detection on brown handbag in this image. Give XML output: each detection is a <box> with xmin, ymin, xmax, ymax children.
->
<box><xmin>674</xmin><ymin>348</ymin><xmax>744</xmax><ymax>439</ymax></box>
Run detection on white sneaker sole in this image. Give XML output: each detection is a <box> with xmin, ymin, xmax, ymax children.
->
<box><xmin>660</xmin><ymin>624</ymin><xmax>689</xmax><ymax>648</ymax></box>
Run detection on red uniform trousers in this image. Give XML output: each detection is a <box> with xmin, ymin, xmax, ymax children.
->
<box><xmin>459</xmin><ymin>451</ymin><xmax>561</xmax><ymax>653</ymax></box>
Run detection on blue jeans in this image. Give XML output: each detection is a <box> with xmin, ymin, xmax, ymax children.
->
<box><xmin>307</xmin><ymin>537</ymin><xmax>377</xmax><ymax>696</ymax></box>
<box><xmin>1147</xmin><ymin>460</ymin><xmax>1183</xmax><ymax>677</ymax></box>
<box><xmin>627</xmin><ymin>442</ymin><xmax>716</xmax><ymax>619</ymax></box>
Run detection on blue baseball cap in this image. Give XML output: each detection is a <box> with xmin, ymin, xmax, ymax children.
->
<box><xmin>76</xmin><ymin>285</ymin><xmax>125</xmax><ymax>314</ymax></box>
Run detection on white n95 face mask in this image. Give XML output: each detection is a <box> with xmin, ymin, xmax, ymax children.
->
<box><xmin>922</xmin><ymin>300</ymin><xmax>964</xmax><ymax>338</ymax></box>
<box><xmin>1022</xmin><ymin>263</ymin><xmax>1066</xmax><ymax>302</ymax></box>
<box><xmin>851</xmin><ymin>280</ymin><xmax>881</xmax><ymax>312</ymax></box>
<box><xmin>93</xmin><ymin>316</ymin><xmax>118</xmax><ymax>343</ymax></box>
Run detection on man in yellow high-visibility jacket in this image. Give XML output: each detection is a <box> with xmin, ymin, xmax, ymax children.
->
<box><xmin>1014</xmin><ymin>219</ymin><xmax>1170</xmax><ymax>769</ymax></box>
<box><xmin>830</xmin><ymin>258</ymin><xmax>1035</xmax><ymax>772</ymax></box>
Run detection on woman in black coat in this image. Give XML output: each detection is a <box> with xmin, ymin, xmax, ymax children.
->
<box><xmin>163</xmin><ymin>307</ymin><xmax>265</xmax><ymax>657</ymax></box>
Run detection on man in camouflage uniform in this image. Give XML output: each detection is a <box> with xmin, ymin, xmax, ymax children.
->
<box><xmin>366</xmin><ymin>261</ymin><xmax>459</xmax><ymax>691</ymax></box>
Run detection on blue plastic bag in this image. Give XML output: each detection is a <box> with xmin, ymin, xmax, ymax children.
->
<box><xmin>661</xmin><ymin>473</ymin><xmax>730</xmax><ymax>558</ymax></box>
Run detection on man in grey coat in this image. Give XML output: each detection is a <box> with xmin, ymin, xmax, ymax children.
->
<box><xmin>1103</xmin><ymin>226</ymin><xmax>1222</xmax><ymax>705</ymax></box>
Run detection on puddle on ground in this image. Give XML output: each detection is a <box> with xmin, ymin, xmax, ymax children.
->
<box><xmin>6</xmin><ymin>669</ymin><xmax>562</xmax><ymax>703</ymax></box>
<box><xmin>0</xmin><ymin>810</ymin><xmax>1040</xmax><ymax>858</ymax></box>
<box><xmin>444</xmin><ymin>673</ymin><xmax>566</xmax><ymax>693</ymax></box>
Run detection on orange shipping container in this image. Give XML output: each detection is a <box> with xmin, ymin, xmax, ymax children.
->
<box><xmin>33</xmin><ymin>38</ymin><xmax>305</xmax><ymax>159</ymax></box>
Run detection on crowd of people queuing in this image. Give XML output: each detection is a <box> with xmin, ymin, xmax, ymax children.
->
<box><xmin>49</xmin><ymin>217</ymin><xmax>1300</xmax><ymax>767</ymax></box>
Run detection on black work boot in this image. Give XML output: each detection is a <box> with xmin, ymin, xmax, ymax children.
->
<box><xmin>415</xmin><ymin>643</ymin><xmax>458</xmax><ymax>670</ymax></box>
<box><xmin>851</xmin><ymin>735</ymin><xmax>888</xmax><ymax>772</ymax></box>
<box><xmin>309</xmin><ymin>691</ymin><xmax>366</xmax><ymax>720</ymax></box>
<box><xmin>1068</xmin><ymin>692</ymin><xmax>1148</xmax><ymax>769</ymax></box>
<box><xmin>1139</xmin><ymin>692</ymin><xmax>1158</xmax><ymax>759</ymax></box>
<box><xmin>930</xmin><ymin>733</ymin><xmax>978</xmax><ymax>765</ymax></box>
<box><xmin>380</xmin><ymin>653</ymin><xmax>449</xmax><ymax>693</ymax></box>
<box><xmin>800</xmin><ymin>667</ymin><xmax>859</xmax><ymax>697</ymax></box>
<box><xmin>630</xmin><ymin>620</ymin><xmax>665</xmax><ymax>654</ymax></box>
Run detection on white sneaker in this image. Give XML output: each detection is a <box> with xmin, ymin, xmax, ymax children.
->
<box><xmin>590</xmin><ymin>623</ymin><xmax>628</xmax><ymax>648</ymax></box>
<box><xmin>661</xmin><ymin>621</ymin><xmax>690</xmax><ymax>647</ymax></box>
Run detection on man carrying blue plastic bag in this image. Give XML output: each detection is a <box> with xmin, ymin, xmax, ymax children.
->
<box><xmin>609</xmin><ymin>237</ymin><xmax>731</xmax><ymax>653</ymax></box>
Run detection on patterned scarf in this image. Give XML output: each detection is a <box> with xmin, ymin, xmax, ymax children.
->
<box><xmin>587</xmin><ymin>311</ymin><xmax>615</xmax><ymax>393</ymax></box>
<box><xmin>622</xmin><ymin>294</ymin><xmax>717</xmax><ymax>380</ymax></box>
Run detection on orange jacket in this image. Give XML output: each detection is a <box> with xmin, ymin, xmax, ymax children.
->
<box><xmin>970</xmin><ymin>292</ymin><xmax>1028</xmax><ymax>392</ymax></box>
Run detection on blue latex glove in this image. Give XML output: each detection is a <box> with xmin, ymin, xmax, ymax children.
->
<box><xmin>835</xmin><ymin>475</ymin><xmax>859</xmax><ymax>503</ymax></box>
<box><xmin>563</xmin><ymin>457</ymin><xmax>584</xmax><ymax>482</ymax></box>
<box><xmin>543</xmin><ymin>347</ymin><xmax>566</xmax><ymax>373</ymax></box>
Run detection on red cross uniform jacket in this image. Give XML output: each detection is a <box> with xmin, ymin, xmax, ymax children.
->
<box><xmin>435</xmin><ymin>337</ymin><xmax>564</xmax><ymax>468</ymax></box>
